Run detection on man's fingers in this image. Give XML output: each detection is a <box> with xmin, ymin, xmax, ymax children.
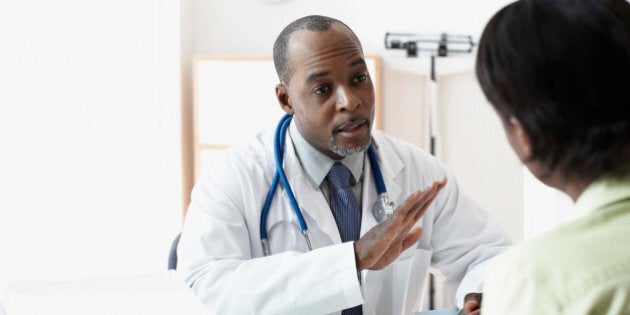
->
<box><xmin>392</xmin><ymin>189</ymin><xmax>424</xmax><ymax>222</ymax></box>
<box><xmin>411</xmin><ymin>184</ymin><xmax>447</xmax><ymax>221</ymax></box>
<box><xmin>459</xmin><ymin>292</ymin><xmax>482</xmax><ymax>314</ymax></box>
<box><xmin>369</xmin><ymin>226</ymin><xmax>424</xmax><ymax>270</ymax></box>
<box><xmin>355</xmin><ymin>178</ymin><xmax>448</xmax><ymax>271</ymax></box>
<box><xmin>395</xmin><ymin>187</ymin><xmax>431</xmax><ymax>224</ymax></box>
<box><xmin>463</xmin><ymin>300</ymin><xmax>479</xmax><ymax>310</ymax></box>
<box><xmin>437</xmin><ymin>177</ymin><xmax>448</xmax><ymax>188</ymax></box>
<box><xmin>407</xmin><ymin>180</ymin><xmax>445</xmax><ymax>222</ymax></box>
<box><xmin>408</xmin><ymin>186</ymin><xmax>438</xmax><ymax>221</ymax></box>
<box><xmin>401</xmin><ymin>226</ymin><xmax>423</xmax><ymax>250</ymax></box>
<box><xmin>464</xmin><ymin>292</ymin><xmax>482</xmax><ymax>305</ymax></box>
<box><xmin>389</xmin><ymin>178</ymin><xmax>447</xmax><ymax>234</ymax></box>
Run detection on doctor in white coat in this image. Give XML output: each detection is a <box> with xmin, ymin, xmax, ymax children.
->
<box><xmin>178</xmin><ymin>15</ymin><xmax>511</xmax><ymax>315</ymax></box>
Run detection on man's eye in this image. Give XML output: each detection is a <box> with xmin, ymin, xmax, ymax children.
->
<box><xmin>314</xmin><ymin>86</ymin><xmax>330</xmax><ymax>95</ymax></box>
<box><xmin>354</xmin><ymin>74</ymin><xmax>368</xmax><ymax>82</ymax></box>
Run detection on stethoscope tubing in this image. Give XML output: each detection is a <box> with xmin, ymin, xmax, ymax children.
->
<box><xmin>367</xmin><ymin>143</ymin><xmax>386</xmax><ymax>195</ymax></box>
<box><xmin>260</xmin><ymin>115</ymin><xmax>308</xmax><ymax>241</ymax></box>
<box><xmin>274</xmin><ymin>115</ymin><xmax>309</xmax><ymax>232</ymax></box>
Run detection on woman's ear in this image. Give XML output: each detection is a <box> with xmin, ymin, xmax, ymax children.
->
<box><xmin>508</xmin><ymin>116</ymin><xmax>532</xmax><ymax>159</ymax></box>
<box><xmin>275</xmin><ymin>84</ymin><xmax>294</xmax><ymax>115</ymax></box>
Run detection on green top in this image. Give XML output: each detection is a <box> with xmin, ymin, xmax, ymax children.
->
<box><xmin>483</xmin><ymin>177</ymin><xmax>630</xmax><ymax>315</ymax></box>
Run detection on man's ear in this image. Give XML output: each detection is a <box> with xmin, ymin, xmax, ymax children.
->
<box><xmin>509</xmin><ymin>116</ymin><xmax>532</xmax><ymax>159</ymax></box>
<box><xmin>275</xmin><ymin>84</ymin><xmax>294</xmax><ymax>115</ymax></box>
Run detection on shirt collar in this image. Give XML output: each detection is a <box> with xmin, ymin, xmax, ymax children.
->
<box><xmin>575</xmin><ymin>175</ymin><xmax>630</xmax><ymax>214</ymax></box>
<box><xmin>289</xmin><ymin>121</ymin><xmax>364</xmax><ymax>187</ymax></box>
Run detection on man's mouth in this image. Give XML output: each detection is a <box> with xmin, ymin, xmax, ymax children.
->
<box><xmin>334</xmin><ymin>118</ymin><xmax>369</xmax><ymax>137</ymax></box>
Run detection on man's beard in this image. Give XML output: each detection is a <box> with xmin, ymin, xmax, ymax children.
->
<box><xmin>329</xmin><ymin>137</ymin><xmax>371</xmax><ymax>157</ymax></box>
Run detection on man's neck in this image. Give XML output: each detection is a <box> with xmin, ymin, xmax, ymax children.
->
<box><xmin>288</xmin><ymin>121</ymin><xmax>364</xmax><ymax>187</ymax></box>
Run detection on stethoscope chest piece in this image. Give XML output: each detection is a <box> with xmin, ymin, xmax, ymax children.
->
<box><xmin>372</xmin><ymin>193</ymin><xmax>396</xmax><ymax>222</ymax></box>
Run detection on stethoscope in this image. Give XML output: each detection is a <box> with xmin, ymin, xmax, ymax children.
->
<box><xmin>260</xmin><ymin>114</ymin><xmax>396</xmax><ymax>256</ymax></box>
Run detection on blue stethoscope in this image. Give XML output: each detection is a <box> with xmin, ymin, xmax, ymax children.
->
<box><xmin>260</xmin><ymin>114</ymin><xmax>396</xmax><ymax>256</ymax></box>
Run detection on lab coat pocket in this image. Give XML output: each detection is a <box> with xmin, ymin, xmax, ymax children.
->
<box><xmin>364</xmin><ymin>248</ymin><xmax>432</xmax><ymax>315</ymax></box>
<box><xmin>393</xmin><ymin>248</ymin><xmax>432</xmax><ymax>315</ymax></box>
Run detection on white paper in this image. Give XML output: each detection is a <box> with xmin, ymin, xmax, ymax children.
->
<box><xmin>417</xmin><ymin>308</ymin><xmax>459</xmax><ymax>315</ymax></box>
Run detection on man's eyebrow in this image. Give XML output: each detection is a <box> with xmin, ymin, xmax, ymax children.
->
<box><xmin>306</xmin><ymin>71</ymin><xmax>330</xmax><ymax>84</ymax></box>
<box><xmin>349</xmin><ymin>58</ymin><xmax>366</xmax><ymax>68</ymax></box>
<box><xmin>305</xmin><ymin>58</ymin><xmax>367</xmax><ymax>83</ymax></box>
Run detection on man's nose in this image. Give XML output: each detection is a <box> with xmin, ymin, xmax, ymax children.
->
<box><xmin>335</xmin><ymin>86</ymin><xmax>360</xmax><ymax>112</ymax></box>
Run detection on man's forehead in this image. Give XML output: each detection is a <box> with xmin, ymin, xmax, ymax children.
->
<box><xmin>288</xmin><ymin>23</ymin><xmax>360</xmax><ymax>53</ymax></box>
<box><xmin>285</xmin><ymin>24</ymin><xmax>363</xmax><ymax>76</ymax></box>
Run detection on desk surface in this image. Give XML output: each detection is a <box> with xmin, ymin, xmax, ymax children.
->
<box><xmin>2</xmin><ymin>273</ymin><xmax>459</xmax><ymax>315</ymax></box>
<box><xmin>2</xmin><ymin>271</ymin><xmax>211</xmax><ymax>315</ymax></box>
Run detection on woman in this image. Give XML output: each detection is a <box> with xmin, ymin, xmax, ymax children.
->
<box><xmin>475</xmin><ymin>0</ymin><xmax>630</xmax><ymax>313</ymax></box>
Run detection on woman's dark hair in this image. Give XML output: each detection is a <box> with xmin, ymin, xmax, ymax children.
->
<box><xmin>476</xmin><ymin>0</ymin><xmax>630</xmax><ymax>181</ymax></box>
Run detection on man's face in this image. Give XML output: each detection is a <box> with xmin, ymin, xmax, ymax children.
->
<box><xmin>276</xmin><ymin>23</ymin><xmax>375</xmax><ymax>160</ymax></box>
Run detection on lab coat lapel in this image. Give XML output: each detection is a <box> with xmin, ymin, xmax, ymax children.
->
<box><xmin>361</xmin><ymin>139</ymin><xmax>404</xmax><ymax>236</ymax></box>
<box><xmin>282</xmin><ymin>134</ymin><xmax>343</xmax><ymax>246</ymax></box>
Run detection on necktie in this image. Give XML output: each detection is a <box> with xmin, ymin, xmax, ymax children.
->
<box><xmin>327</xmin><ymin>162</ymin><xmax>363</xmax><ymax>315</ymax></box>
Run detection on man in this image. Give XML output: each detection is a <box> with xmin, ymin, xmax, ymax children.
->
<box><xmin>178</xmin><ymin>15</ymin><xmax>510</xmax><ymax>315</ymax></box>
<box><xmin>476</xmin><ymin>0</ymin><xmax>630</xmax><ymax>313</ymax></box>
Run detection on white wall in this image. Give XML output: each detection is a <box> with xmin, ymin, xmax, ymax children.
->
<box><xmin>438</xmin><ymin>72</ymin><xmax>523</xmax><ymax>241</ymax></box>
<box><xmin>181</xmin><ymin>0</ymin><xmax>522</xmax><ymax>243</ymax></box>
<box><xmin>0</xmin><ymin>0</ymin><xmax>182</xmax><ymax>288</ymax></box>
<box><xmin>523</xmin><ymin>168</ymin><xmax>577</xmax><ymax>240</ymax></box>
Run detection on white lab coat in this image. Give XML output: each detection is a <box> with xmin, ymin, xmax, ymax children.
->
<box><xmin>178</xmin><ymin>129</ymin><xmax>511</xmax><ymax>315</ymax></box>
